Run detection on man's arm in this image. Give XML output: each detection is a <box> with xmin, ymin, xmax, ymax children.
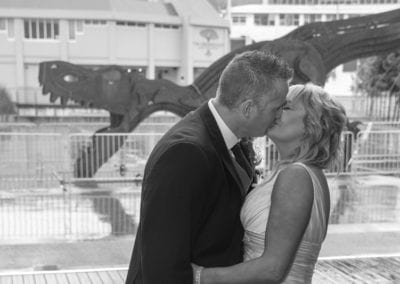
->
<box><xmin>140</xmin><ymin>142</ymin><xmax>211</xmax><ymax>283</ymax></box>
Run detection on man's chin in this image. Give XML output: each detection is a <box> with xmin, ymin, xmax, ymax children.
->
<box><xmin>266</xmin><ymin>127</ymin><xmax>277</xmax><ymax>137</ymax></box>
<box><xmin>266</xmin><ymin>124</ymin><xmax>277</xmax><ymax>135</ymax></box>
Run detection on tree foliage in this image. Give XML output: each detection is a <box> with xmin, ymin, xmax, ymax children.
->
<box><xmin>354</xmin><ymin>51</ymin><xmax>400</xmax><ymax>97</ymax></box>
<box><xmin>353</xmin><ymin>51</ymin><xmax>400</xmax><ymax>120</ymax></box>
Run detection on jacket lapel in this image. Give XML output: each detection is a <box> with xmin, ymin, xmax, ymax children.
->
<box><xmin>197</xmin><ymin>103</ymin><xmax>244</xmax><ymax>197</ymax></box>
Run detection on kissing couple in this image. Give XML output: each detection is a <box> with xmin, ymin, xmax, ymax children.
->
<box><xmin>125</xmin><ymin>51</ymin><xmax>346</xmax><ymax>284</ymax></box>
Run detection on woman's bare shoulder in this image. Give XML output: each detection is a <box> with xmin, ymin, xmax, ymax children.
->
<box><xmin>272</xmin><ymin>164</ymin><xmax>314</xmax><ymax>204</ymax></box>
<box><xmin>277</xmin><ymin>163</ymin><xmax>313</xmax><ymax>184</ymax></box>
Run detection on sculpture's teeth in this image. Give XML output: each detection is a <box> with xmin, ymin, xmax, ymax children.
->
<box><xmin>60</xmin><ymin>97</ymin><xmax>69</xmax><ymax>106</ymax></box>
<box><xmin>49</xmin><ymin>93</ymin><xmax>59</xmax><ymax>103</ymax></box>
<box><xmin>42</xmin><ymin>85</ymin><xmax>49</xmax><ymax>95</ymax></box>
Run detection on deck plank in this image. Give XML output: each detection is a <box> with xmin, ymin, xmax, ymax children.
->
<box><xmin>0</xmin><ymin>257</ymin><xmax>399</xmax><ymax>283</ymax></box>
<box><xmin>64</xmin><ymin>272</ymin><xmax>83</xmax><ymax>284</ymax></box>
<box><xmin>106</xmin><ymin>270</ymin><xmax>125</xmax><ymax>283</ymax></box>
<box><xmin>33</xmin><ymin>274</ymin><xmax>47</xmax><ymax>284</ymax></box>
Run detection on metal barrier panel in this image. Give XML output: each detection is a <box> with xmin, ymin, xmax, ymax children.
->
<box><xmin>0</xmin><ymin>191</ymin><xmax>141</xmax><ymax>242</ymax></box>
<box><xmin>367</xmin><ymin>121</ymin><xmax>400</xmax><ymax>131</ymax></box>
<box><xmin>0</xmin><ymin>130</ymin><xmax>399</xmax><ymax>242</ymax></box>
<box><xmin>0</xmin><ymin>122</ymin><xmax>176</xmax><ymax>134</ymax></box>
<box><xmin>1</xmin><ymin>130</ymin><xmax>399</xmax><ymax>188</ymax></box>
<box><xmin>0</xmin><ymin>123</ymin><xmax>36</xmax><ymax>132</ymax></box>
<box><xmin>0</xmin><ymin>132</ymin><xmax>166</xmax><ymax>189</ymax></box>
<box><xmin>262</xmin><ymin>131</ymin><xmax>355</xmax><ymax>175</ymax></box>
<box><xmin>263</xmin><ymin>130</ymin><xmax>400</xmax><ymax>175</ymax></box>
<box><xmin>0</xmin><ymin>133</ymin><xmax>67</xmax><ymax>190</ymax></box>
<box><xmin>353</xmin><ymin>130</ymin><xmax>400</xmax><ymax>175</ymax></box>
<box><xmin>329</xmin><ymin>175</ymin><xmax>400</xmax><ymax>224</ymax></box>
<box><xmin>69</xmin><ymin>133</ymin><xmax>164</xmax><ymax>181</ymax></box>
<box><xmin>334</xmin><ymin>95</ymin><xmax>369</xmax><ymax>119</ymax></box>
<box><xmin>0</xmin><ymin>184</ymin><xmax>398</xmax><ymax>242</ymax></box>
<box><xmin>327</xmin><ymin>131</ymin><xmax>355</xmax><ymax>174</ymax></box>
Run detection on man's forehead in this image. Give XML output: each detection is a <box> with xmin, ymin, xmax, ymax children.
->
<box><xmin>273</xmin><ymin>80</ymin><xmax>288</xmax><ymax>97</ymax></box>
<box><xmin>267</xmin><ymin>94</ymin><xmax>286</xmax><ymax>108</ymax></box>
<box><xmin>272</xmin><ymin>87</ymin><xmax>288</xmax><ymax>102</ymax></box>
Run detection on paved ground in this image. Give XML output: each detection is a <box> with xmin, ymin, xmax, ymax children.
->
<box><xmin>0</xmin><ymin>224</ymin><xmax>399</xmax><ymax>273</ymax></box>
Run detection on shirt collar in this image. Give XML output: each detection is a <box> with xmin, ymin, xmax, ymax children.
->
<box><xmin>208</xmin><ymin>99</ymin><xmax>239</xmax><ymax>150</ymax></box>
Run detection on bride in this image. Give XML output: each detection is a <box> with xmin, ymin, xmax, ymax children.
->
<box><xmin>193</xmin><ymin>83</ymin><xmax>347</xmax><ymax>283</ymax></box>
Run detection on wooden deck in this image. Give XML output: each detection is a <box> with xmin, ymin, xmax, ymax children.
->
<box><xmin>0</xmin><ymin>255</ymin><xmax>399</xmax><ymax>283</ymax></box>
<box><xmin>0</xmin><ymin>267</ymin><xmax>127</xmax><ymax>284</ymax></box>
<box><xmin>314</xmin><ymin>255</ymin><xmax>400</xmax><ymax>283</ymax></box>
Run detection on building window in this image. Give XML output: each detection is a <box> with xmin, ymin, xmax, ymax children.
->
<box><xmin>38</xmin><ymin>21</ymin><xmax>45</xmax><ymax>38</ymax></box>
<box><xmin>304</xmin><ymin>14</ymin><xmax>322</xmax><ymax>24</ymax></box>
<box><xmin>116</xmin><ymin>21</ymin><xmax>147</xmax><ymax>28</ymax></box>
<box><xmin>0</xmin><ymin>18</ymin><xmax>6</xmax><ymax>31</ymax></box>
<box><xmin>24</xmin><ymin>19</ymin><xmax>59</xmax><ymax>40</ymax></box>
<box><xmin>279</xmin><ymin>14</ymin><xmax>299</xmax><ymax>26</ymax></box>
<box><xmin>69</xmin><ymin>21</ymin><xmax>75</xmax><ymax>40</ymax></box>
<box><xmin>154</xmin><ymin>23</ymin><xmax>179</xmax><ymax>29</ymax></box>
<box><xmin>76</xmin><ymin>20</ymin><xmax>83</xmax><ymax>32</ymax></box>
<box><xmin>232</xmin><ymin>16</ymin><xmax>246</xmax><ymax>25</ymax></box>
<box><xmin>254</xmin><ymin>14</ymin><xmax>275</xmax><ymax>26</ymax></box>
<box><xmin>84</xmin><ymin>20</ymin><xmax>107</xmax><ymax>25</ymax></box>
<box><xmin>326</xmin><ymin>14</ymin><xmax>337</xmax><ymax>21</ymax></box>
<box><xmin>269</xmin><ymin>0</ymin><xmax>320</xmax><ymax>3</ymax></box>
<box><xmin>7</xmin><ymin>19</ymin><xmax>14</xmax><ymax>38</ymax></box>
<box><xmin>0</xmin><ymin>18</ymin><xmax>14</xmax><ymax>39</ymax></box>
<box><xmin>347</xmin><ymin>14</ymin><xmax>363</xmax><ymax>18</ymax></box>
<box><xmin>69</xmin><ymin>20</ymin><xmax>85</xmax><ymax>40</ymax></box>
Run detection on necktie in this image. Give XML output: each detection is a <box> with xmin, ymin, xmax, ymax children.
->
<box><xmin>231</xmin><ymin>142</ymin><xmax>253</xmax><ymax>178</ymax></box>
<box><xmin>231</xmin><ymin>142</ymin><xmax>253</xmax><ymax>195</ymax></box>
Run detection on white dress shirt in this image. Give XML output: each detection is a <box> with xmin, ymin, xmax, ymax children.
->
<box><xmin>208</xmin><ymin>99</ymin><xmax>239</xmax><ymax>150</ymax></box>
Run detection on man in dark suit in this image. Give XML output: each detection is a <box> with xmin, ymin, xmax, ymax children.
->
<box><xmin>125</xmin><ymin>51</ymin><xmax>292</xmax><ymax>284</ymax></box>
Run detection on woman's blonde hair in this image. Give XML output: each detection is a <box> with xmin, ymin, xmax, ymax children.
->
<box><xmin>269</xmin><ymin>83</ymin><xmax>347</xmax><ymax>176</ymax></box>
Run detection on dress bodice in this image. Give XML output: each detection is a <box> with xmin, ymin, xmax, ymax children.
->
<box><xmin>240</xmin><ymin>162</ymin><xmax>328</xmax><ymax>283</ymax></box>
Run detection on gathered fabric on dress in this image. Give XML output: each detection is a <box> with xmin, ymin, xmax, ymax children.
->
<box><xmin>240</xmin><ymin>162</ymin><xmax>328</xmax><ymax>283</ymax></box>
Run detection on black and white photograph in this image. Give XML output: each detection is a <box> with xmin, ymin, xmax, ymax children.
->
<box><xmin>0</xmin><ymin>0</ymin><xmax>399</xmax><ymax>283</ymax></box>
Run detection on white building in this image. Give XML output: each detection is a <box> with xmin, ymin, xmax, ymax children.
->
<box><xmin>0</xmin><ymin>0</ymin><xmax>230</xmax><ymax>106</ymax></box>
<box><xmin>229</xmin><ymin>0</ymin><xmax>400</xmax><ymax>96</ymax></box>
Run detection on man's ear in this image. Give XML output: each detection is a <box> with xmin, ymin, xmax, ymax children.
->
<box><xmin>240</xmin><ymin>99</ymin><xmax>253</xmax><ymax>118</ymax></box>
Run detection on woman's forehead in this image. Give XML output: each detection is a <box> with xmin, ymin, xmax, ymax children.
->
<box><xmin>286</xmin><ymin>92</ymin><xmax>302</xmax><ymax>104</ymax></box>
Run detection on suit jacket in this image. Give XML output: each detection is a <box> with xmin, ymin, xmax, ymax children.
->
<box><xmin>125</xmin><ymin>102</ymin><xmax>250</xmax><ymax>284</ymax></box>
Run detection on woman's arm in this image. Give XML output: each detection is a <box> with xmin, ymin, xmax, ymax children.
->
<box><xmin>200</xmin><ymin>165</ymin><xmax>314</xmax><ymax>284</ymax></box>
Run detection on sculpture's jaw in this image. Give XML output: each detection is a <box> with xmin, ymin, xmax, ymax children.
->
<box><xmin>39</xmin><ymin>61</ymin><xmax>205</xmax><ymax>132</ymax></box>
<box><xmin>39</xmin><ymin>61</ymin><xmax>133</xmax><ymax>115</ymax></box>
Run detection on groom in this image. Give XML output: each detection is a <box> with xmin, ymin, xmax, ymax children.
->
<box><xmin>125</xmin><ymin>51</ymin><xmax>292</xmax><ymax>283</ymax></box>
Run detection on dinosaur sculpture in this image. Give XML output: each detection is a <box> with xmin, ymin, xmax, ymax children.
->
<box><xmin>39</xmin><ymin>8</ymin><xmax>400</xmax><ymax>178</ymax></box>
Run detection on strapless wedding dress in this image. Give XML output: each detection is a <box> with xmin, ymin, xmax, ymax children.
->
<box><xmin>240</xmin><ymin>162</ymin><xmax>328</xmax><ymax>283</ymax></box>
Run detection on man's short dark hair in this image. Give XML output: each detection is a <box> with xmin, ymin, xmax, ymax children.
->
<box><xmin>217</xmin><ymin>51</ymin><xmax>293</xmax><ymax>108</ymax></box>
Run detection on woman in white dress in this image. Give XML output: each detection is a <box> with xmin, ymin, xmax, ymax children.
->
<box><xmin>193</xmin><ymin>83</ymin><xmax>347</xmax><ymax>283</ymax></box>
